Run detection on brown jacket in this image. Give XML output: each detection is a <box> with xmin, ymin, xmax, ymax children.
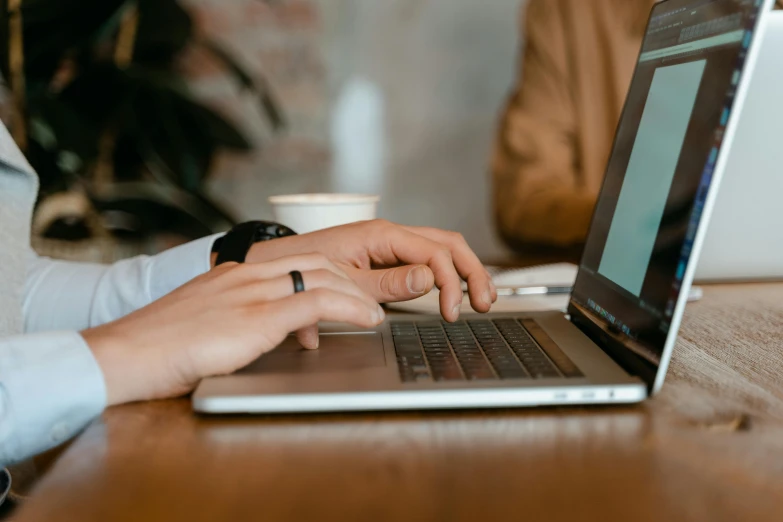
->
<box><xmin>492</xmin><ymin>0</ymin><xmax>663</xmax><ymax>249</ymax></box>
<box><xmin>493</xmin><ymin>0</ymin><xmax>783</xmax><ymax>250</ymax></box>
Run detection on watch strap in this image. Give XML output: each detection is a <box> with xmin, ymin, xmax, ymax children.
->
<box><xmin>214</xmin><ymin>221</ymin><xmax>297</xmax><ymax>265</ymax></box>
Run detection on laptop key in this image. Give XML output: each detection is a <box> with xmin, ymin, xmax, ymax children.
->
<box><xmin>394</xmin><ymin>319</ymin><xmax>583</xmax><ymax>383</ymax></box>
<box><xmin>466</xmin><ymin>371</ymin><xmax>495</xmax><ymax>381</ymax></box>
<box><xmin>434</xmin><ymin>371</ymin><xmax>463</xmax><ymax>381</ymax></box>
<box><xmin>496</xmin><ymin>368</ymin><xmax>524</xmax><ymax>377</ymax></box>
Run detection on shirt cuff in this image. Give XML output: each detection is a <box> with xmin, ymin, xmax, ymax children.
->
<box><xmin>146</xmin><ymin>233</ymin><xmax>223</xmax><ymax>302</ymax></box>
<box><xmin>0</xmin><ymin>331</ymin><xmax>106</xmax><ymax>467</ymax></box>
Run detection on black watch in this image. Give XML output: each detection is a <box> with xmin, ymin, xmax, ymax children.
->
<box><xmin>212</xmin><ymin>221</ymin><xmax>297</xmax><ymax>265</ymax></box>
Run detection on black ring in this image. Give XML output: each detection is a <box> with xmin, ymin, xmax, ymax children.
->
<box><xmin>289</xmin><ymin>271</ymin><xmax>305</xmax><ymax>294</ymax></box>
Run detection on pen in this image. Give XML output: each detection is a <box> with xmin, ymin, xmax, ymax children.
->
<box><xmin>495</xmin><ymin>285</ymin><xmax>573</xmax><ymax>296</ymax></box>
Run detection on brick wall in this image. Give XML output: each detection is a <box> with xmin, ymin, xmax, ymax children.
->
<box><xmin>182</xmin><ymin>0</ymin><xmax>523</xmax><ymax>259</ymax></box>
<box><xmin>180</xmin><ymin>0</ymin><xmax>332</xmax><ymax>193</ymax></box>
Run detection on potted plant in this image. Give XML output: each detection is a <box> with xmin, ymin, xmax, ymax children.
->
<box><xmin>1</xmin><ymin>0</ymin><xmax>284</xmax><ymax>260</ymax></box>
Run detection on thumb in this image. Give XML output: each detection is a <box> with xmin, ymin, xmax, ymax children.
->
<box><xmin>350</xmin><ymin>264</ymin><xmax>435</xmax><ymax>303</ymax></box>
<box><xmin>296</xmin><ymin>324</ymin><xmax>320</xmax><ymax>350</ymax></box>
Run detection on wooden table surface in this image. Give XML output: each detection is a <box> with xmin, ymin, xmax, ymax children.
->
<box><xmin>14</xmin><ymin>282</ymin><xmax>783</xmax><ymax>521</ymax></box>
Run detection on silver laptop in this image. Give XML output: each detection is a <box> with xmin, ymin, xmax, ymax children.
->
<box><xmin>696</xmin><ymin>10</ymin><xmax>783</xmax><ymax>282</ymax></box>
<box><xmin>193</xmin><ymin>0</ymin><xmax>776</xmax><ymax>414</ymax></box>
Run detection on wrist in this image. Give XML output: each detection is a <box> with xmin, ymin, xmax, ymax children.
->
<box><xmin>213</xmin><ymin>221</ymin><xmax>297</xmax><ymax>266</ymax></box>
<box><xmin>81</xmin><ymin>325</ymin><xmax>143</xmax><ymax>406</ymax></box>
<box><xmin>245</xmin><ymin>234</ymin><xmax>297</xmax><ymax>263</ymax></box>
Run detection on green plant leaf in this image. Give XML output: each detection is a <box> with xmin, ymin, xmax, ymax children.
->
<box><xmin>200</xmin><ymin>39</ymin><xmax>255</xmax><ymax>90</ymax></box>
<box><xmin>57</xmin><ymin>63</ymin><xmax>134</xmax><ymax>126</ymax></box>
<box><xmin>200</xmin><ymin>38</ymin><xmax>286</xmax><ymax>130</ymax></box>
<box><xmin>4</xmin><ymin>0</ymin><xmax>265</xmax><ymax>203</ymax></box>
<box><xmin>173</xmin><ymin>95</ymin><xmax>252</xmax><ymax>151</ymax></box>
<box><xmin>134</xmin><ymin>0</ymin><xmax>193</xmax><ymax>67</ymax></box>
<box><xmin>4</xmin><ymin>0</ymin><xmax>127</xmax><ymax>81</ymax></box>
<box><xmin>134</xmin><ymin>87</ymin><xmax>213</xmax><ymax>191</ymax></box>
<box><xmin>28</xmin><ymin>92</ymin><xmax>100</xmax><ymax>160</ymax></box>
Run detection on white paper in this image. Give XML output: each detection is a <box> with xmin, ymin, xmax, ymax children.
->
<box><xmin>387</xmin><ymin>263</ymin><xmax>578</xmax><ymax>315</ymax></box>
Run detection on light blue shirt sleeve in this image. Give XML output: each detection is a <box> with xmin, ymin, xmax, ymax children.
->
<box><xmin>1</xmin><ymin>234</ymin><xmax>221</xmax><ymax>468</ymax></box>
<box><xmin>23</xmin><ymin>234</ymin><xmax>221</xmax><ymax>332</ymax></box>
<box><xmin>0</xmin><ymin>331</ymin><xmax>105</xmax><ymax>467</ymax></box>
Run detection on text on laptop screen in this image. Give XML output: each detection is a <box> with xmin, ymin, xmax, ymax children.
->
<box><xmin>570</xmin><ymin>0</ymin><xmax>767</xmax><ymax>366</ymax></box>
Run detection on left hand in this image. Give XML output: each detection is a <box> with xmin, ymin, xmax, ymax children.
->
<box><xmin>245</xmin><ymin>219</ymin><xmax>497</xmax><ymax>323</ymax></box>
<box><xmin>84</xmin><ymin>258</ymin><xmax>385</xmax><ymax>405</ymax></box>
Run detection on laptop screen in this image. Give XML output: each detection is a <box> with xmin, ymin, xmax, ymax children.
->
<box><xmin>569</xmin><ymin>0</ymin><xmax>769</xmax><ymax>374</ymax></box>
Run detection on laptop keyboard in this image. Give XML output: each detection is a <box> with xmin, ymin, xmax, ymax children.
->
<box><xmin>392</xmin><ymin>318</ymin><xmax>583</xmax><ymax>383</ymax></box>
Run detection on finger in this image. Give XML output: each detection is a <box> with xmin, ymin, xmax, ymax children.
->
<box><xmin>212</xmin><ymin>253</ymin><xmax>351</xmax><ymax>291</ymax></box>
<box><xmin>362</xmin><ymin>225</ymin><xmax>467</xmax><ymax>321</ymax></box>
<box><xmin>259</xmin><ymin>289</ymin><xmax>385</xmax><ymax>335</ymax></box>
<box><xmin>224</xmin><ymin>269</ymin><xmax>379</xmax><ymax>309</ymax></box>
<box><xmin>187</xmin><ymin>291</ymin><xmax>383</xmax><ymax>382</ymax></box>
<box><xmin>296</xmin><ymin>324</ymin><xmax>320</xmax><ymax>350</ymax></box>
<box><xmin>344</xmin><ymin>264</ymin><xmax>435</xmax><ymax>304</ymax></box>
<box><xmin>402</xmin><ymin>226</ymin><xmax>494</xmax><ymax>312</ymax></box>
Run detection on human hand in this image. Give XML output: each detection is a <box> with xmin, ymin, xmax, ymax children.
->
<box><xmin>246</xmin><ymin>220</ymin><xmax>497</xmax><ymax>322</ymax></box>
<box><xmin>81</xmin><ymin>255</ymin><xmax>384</xmax><ymax>406</ymax></box>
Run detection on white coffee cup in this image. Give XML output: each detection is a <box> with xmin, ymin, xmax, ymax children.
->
<box><xmin>268</xmin><ymin>193</ymin><xmax>380</xmax><ymax>234</ymax></box>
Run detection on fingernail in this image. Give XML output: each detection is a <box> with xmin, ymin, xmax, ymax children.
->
<box><xmin>452</xmin><ymin>303</ymin><xmax>461</xmax><ymax>319</ymax></box>
<box><xmin>315</xmin><ymin>335</ymin><xmax>320</xmax><ymax>349</ymax></box>
<box><xmin>482</xmin><ymin>290</ymin><xmax>492</xmax><ymax>306</ymax></box>
<box><xmin>375</xmin><ymin>305</ymin><xmax>386</xmax><ymax>324</ymax></box>
<box><xmin>406</xmin><ymin>266</ymin><xmax>429</xmax><ymax>294</ymax></box>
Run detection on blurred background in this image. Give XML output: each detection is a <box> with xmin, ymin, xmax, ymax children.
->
<box><xmin>1</xmin><ymin>0</ymin><xmax>524</xmax><ymax>262</ymax></box>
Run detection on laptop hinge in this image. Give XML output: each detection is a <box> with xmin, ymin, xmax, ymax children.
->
<box><xmin>567</xmin><ymin>301</ymin><xmax>658</xmax><ymax>391</ymax></box>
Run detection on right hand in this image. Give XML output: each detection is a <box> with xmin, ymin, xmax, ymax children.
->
<box><xmin>245</xmin><ymin>220</ymin><xmax>497</xmax><ymax>321</ymax></box>
<box><xmin>81</xmin><ymin>254</ymin><xmax>385</xmax><ymax>406</ymax></box>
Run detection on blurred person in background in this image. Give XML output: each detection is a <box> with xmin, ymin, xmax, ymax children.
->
<box><xmin>492</xmin><ymin>0</ymin><xmax>660</xmax><ymax>253</ymax></box>
<box><xmin>492</xmin><ymin>0</ymin><xmax>783</xmax><ymax>254</ymax></box>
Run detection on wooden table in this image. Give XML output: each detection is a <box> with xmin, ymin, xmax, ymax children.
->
<box><xmin>13</xmin><ymin>283</ymin><xmax>783</xmax><ymax>521</ymax></box>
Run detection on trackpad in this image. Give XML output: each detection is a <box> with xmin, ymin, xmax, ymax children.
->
<box><xmin>237</xmin><ymin>333</ymin><xmax>386</xmax><ymax>375</ymax></box>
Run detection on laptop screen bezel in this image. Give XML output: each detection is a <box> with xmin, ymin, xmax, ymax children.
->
<box><xmin>565</xmin><ymin>0</ymin><xmax>776</xmax><ymax>391</ymax></box>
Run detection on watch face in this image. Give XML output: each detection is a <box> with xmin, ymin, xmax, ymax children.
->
<box><xmin>258</xmin><ymin>221</ymin><xmax>298</xmax><ymax>239</ymax></box>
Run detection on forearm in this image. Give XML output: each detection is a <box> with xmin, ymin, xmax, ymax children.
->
<box><xmin>492</xmin><ymin>0</ymin><xmax>595</xmax><ymax>248</ymax></box>
<box><xmin>23</xmin><ymin>234</ymin><xmax>221</xmax><ymax>332</ymax></box>
<box><xmin>493</xmin><ymin>167</ymin><xmax>596</xmax><ymax>247</ymax></box>
<box><xmin>492</xmin><ymin>120</ymin><xmax>595</xmax><ymax>247</ymax></box>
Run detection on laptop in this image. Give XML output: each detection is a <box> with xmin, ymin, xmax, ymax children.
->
<box><xmin>695</xmin><ymin>10</ymin><xmax>783</xmax><ymax>282</ymax></box>
<box><xmin>193</xmin><ymin>0</ymin><xmax>776</xmax><ymax>414</ymax></box>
